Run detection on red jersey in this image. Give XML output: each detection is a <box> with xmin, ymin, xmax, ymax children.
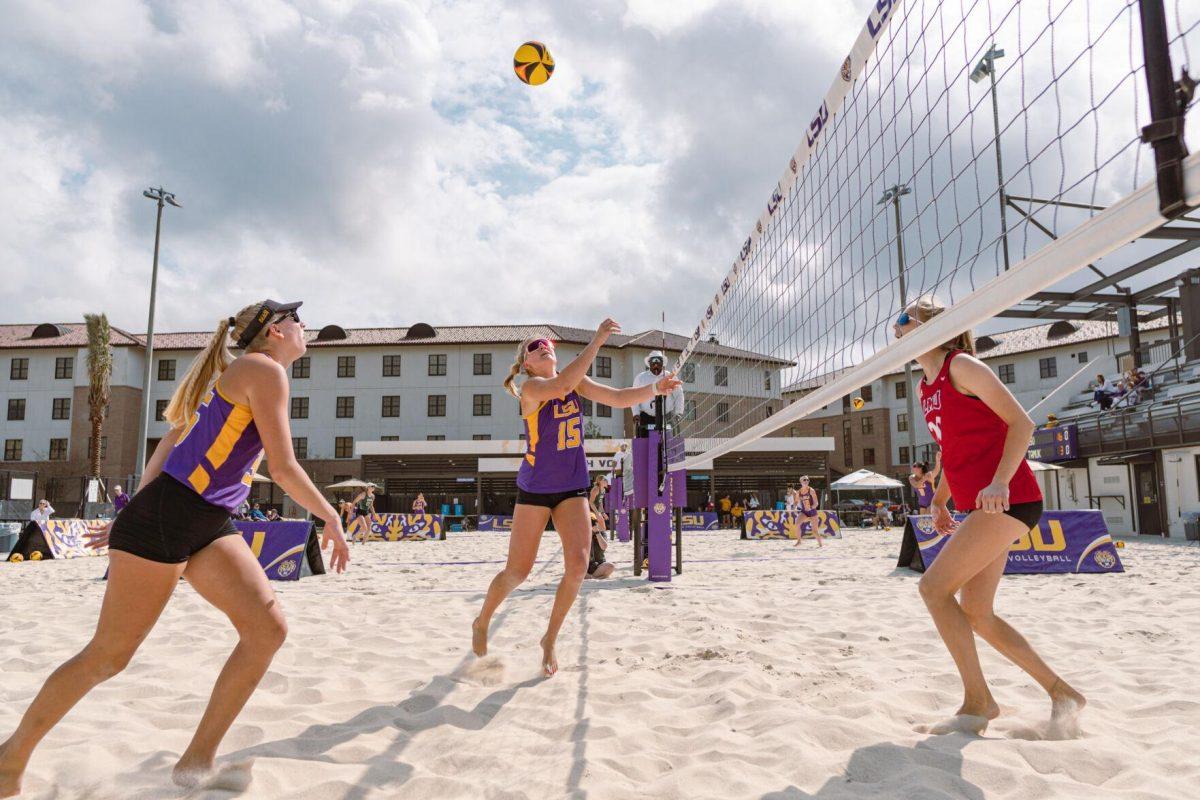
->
<box><xmin>919</xmin><ymin>350</ymin><xmax>1041</xmax><ymax>511</ymax></box>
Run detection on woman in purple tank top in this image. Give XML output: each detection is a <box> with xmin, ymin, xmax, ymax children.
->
<box><xmin>909</xmin><ymin>451</ymin><xmax>942</xmax><ymax>512</ymax></box>
<box><xmin>0</xmin><ymin>300</ymin><xmax>350</xmax><ymax>796</ymax></box>
<box><xmin>472</xmin><ymin>319</ymin><xmax>681</xmax><ymax>676</ymax></box>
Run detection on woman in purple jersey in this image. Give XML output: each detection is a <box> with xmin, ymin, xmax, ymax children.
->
<box><xmin>472</xmin><ymin>320</ymin><xmax>681</xmax><ymax>676</ymax></box>
<box><xmin>909</xmin><ymin>452</ymin><xmax>941</xmax><ymax>512</ymax></box>
<box><xmin>0</xmin><ymin>300</ymin><xmax>350</xmax><ymax>797</ymax></box>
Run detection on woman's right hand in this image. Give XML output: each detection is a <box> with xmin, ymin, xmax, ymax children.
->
<box><xmin>930</xmin><ymin>502</ymin><xmax>956</xmax><ymax>535</ymax></box>
<box><xmin>321</xmin><ymin>520</ymin><xmax>351</xmax><ymax>573</ymax></box>
<box><xmin>594</xmin><ymin>318</ymin><xmax>621</xmax><ymax>344</ymax></box>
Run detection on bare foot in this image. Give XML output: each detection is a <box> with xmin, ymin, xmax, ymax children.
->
<box><xmin>471</xmin><ymin>617</ymin><xmax>489</xmax><ymax>657</ymax></box>
<box><xmin>539</xmin><ymin>635</ymin><xmax>558</xmax><ymax>677</ymax></box>
<box><xmin>172</xmin><ymin>753</ymin><xmax>215</xmax><ymax>789</ymax></box>
<box><xmin>919</xmin><ymin>699</ymin><xmax>1000</xmax><ymax>735</ymax></box>
<box><xmin>0</xmin><ymin>741</ymin><xmax>24</xmax><ymax>799</ymax></box>
<box><xmin>1048</xmin><ymin>680</ymin><xmax>1086</xmax><ymax>738</ymax></box>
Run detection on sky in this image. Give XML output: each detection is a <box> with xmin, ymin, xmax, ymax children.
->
<box><xmin>0</xmin><ymin>0</ymin><xmax>873</xmax><ymax>336</ymax></box>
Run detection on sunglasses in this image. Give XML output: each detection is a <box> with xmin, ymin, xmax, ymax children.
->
<box><xmin>897</xmin><ymin>311</ymin><xmax>912</xmax><ymax>326</ymax></box>
<box><xmin>526</xmin><ymin>339</ymin><xmax>554</xmax><ymax>353</ymax></box>
<box><xmin>276</xmin><ymin>309</ymin><xmax>302</xmax><ymax>325</ymax></box>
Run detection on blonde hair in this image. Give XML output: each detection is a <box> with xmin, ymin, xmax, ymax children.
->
<box><xmin>910</xmin><ymin>294</ymin><xmax>975</xmax><ymax>354</ymax></box>
<box><xmin>163</xmin><ymin>302</ymin><xmax>271</xmax><ymax>428</ymax></box>
<box><xmin>502</xmin><ymin>337</ymin><xmax>540</xmax><ymax>398</ymax></box>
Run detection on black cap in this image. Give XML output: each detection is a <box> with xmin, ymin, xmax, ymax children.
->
<box><xmin>235</xmin><ymin>299</ymin><xmax>303</xmax><ymax>349</ymax></box>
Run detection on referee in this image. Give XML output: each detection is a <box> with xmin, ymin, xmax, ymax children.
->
<box><xmin>633</xmin><ymin>350</ymin><xmax>684</xmax><ymax>437</ymax></box>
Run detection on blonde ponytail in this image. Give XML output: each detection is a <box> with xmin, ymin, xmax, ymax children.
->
<box><xmin>163</xmin><ymin>303</ymin><xmax>261</xmax><ymax>427</ymax></box>
<box><xmin>503</xmin><ymin>338</ymin><xmax>536</xmax><ymax>398</ymax></box>
<box><xmin>911</xmin><ymin>294</ymin><xmax>975</xmax><ymax>355</ymax></box>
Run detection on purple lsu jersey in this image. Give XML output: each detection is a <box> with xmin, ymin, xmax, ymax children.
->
<box><xmin>163</xmin><ymin>385</ymin><xmax>265</xmax><ymax>512</ymax></box>
<box><xmin>915</xmin><ymin>480</ymin><xmax>935</xmax><ymax>507</ymax></box>
<box><xmin>517</xmin><ymin>390</ymin><xmax>589</xmax><ymax>493</ymax></box>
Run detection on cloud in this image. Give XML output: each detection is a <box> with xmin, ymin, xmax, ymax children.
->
<box><xmin>0</xmin><ymin>0</ymin><xmax>872</xmax><ymax>335</ymax></box>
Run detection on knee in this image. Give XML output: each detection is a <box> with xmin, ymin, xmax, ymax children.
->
<box><xmin>918</xmin><ymin>574</ymin><xmax>951</xmax><ymax>605</ymax></box>
<box><xmin>563</xmin><ymin>549</ymin><xmax>589</xmax><ymax>581</ymax></box>
<box><xmin>961</xmin><ymin>604</ymin><xmax>996</xmax><ymax>633</ymax></box>
<box><xmin>504</xmin><ymin>565</ymin><xmax>532</xmax><ymax>585</ymax></box>
<box><xmin>240</xmin><ymin>612</ymin><xmax>288</xmax><ymax>653</ymax></box>
<box><xmin>81</xmin><ymin>642</ymin><xmax>136</xmax><ymax>681</ymax></box>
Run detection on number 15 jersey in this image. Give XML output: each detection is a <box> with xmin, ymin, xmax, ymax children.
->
<box><xmin>517</xmin><ymin>390</ymin><xmax>589</xmax><ymax>494</ymax></box>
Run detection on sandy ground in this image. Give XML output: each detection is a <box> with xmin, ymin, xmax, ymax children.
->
<box><xmin>1</xmin><ymin>528</ymin><xmax>1198</xmax><ymax>800</ymax></box>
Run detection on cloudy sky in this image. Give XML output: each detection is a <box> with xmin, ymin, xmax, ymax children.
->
<box><xmin>0</xmin><ymin>0</ymin><xmax>876</xmax><ymax>336</ymax></box>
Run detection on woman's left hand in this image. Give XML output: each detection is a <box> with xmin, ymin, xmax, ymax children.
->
<box><xmin>655</xmin><ymin>372</ymin><xmax>682</xmax><ymax>395</ymax></box>
<box><xmin>84</xmin><ymin>521</ymin><xmax>113</xmax><ymax>550</ymax></box>
<box><xmin>975</xmin><ymin>481</ymin><xmax>1010</xmax><ymax>514</ymax></box>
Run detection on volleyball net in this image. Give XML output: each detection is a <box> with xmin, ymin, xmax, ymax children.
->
<box><xmin>675</xmin><ymin>0</ymin><xmax>1199</xmax><ymax>468</ymax></box>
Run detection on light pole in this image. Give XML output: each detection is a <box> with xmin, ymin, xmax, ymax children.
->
<box><xmin>135</xmin><ymin>187</ymin><xmax>182</xmax><ymax>483</ymax></box>
<box><xmin>970</xmin><ymin>43</ymin><xmax>1010</xmax><ymax>273</ymax></box>
<box><xmin>878</xmin><ymin>184</ymin><xmax>918</xmax><ymax>482</ymax></box>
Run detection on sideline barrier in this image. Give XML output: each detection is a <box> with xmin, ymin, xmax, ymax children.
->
<box><xmin>353</xmin><ymin>513</ymin><xmax>444</xmax><ymax>541</ymax></box>
<box><xmin>681</xmin><ymin>512</ymin><xmax>719</xmax><ymax>531</ymax></box>
<box><xmin>235</xmin><ymin>520</ymin><xmax>323</xmax><ymax>581</ymax></box>
<box><xmin>6</xmin><ymin>519</ymin><xmax>109</xmax><ymax>561</ymax></box>
<box><xmin>743</xmin><ymin>510</ymin><xmax>843</xmax><ymax>540</ymax></box>
<box><xmin>898</xmin><ymin>510</ymin><xmax>1124</xmax><ymax>574</ymax></box>
<box><xmin>478</xmin><ymin>515</ymin><xmax>514</xmax><ymax>532</ymax></box>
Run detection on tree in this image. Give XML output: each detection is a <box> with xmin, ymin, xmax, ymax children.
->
<box><xmin>84</xmin><ymin>313</ymin><xmax>113</xmax><ymax>480</ymax></box>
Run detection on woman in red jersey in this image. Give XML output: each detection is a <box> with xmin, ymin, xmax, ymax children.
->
<box><xmin>896</xmin><ymin>295</ymin><xmax>1085</xmax><ymax>735</ymax></box>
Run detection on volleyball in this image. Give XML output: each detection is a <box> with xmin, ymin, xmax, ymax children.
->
<box><xmin>10</xmin><ymin>553</ymin><xmax>23</xmax><ymax>563</ymax></box>
<box><xmin>30</xmin><ymin>551</ymin><xmax>43</xmax><ymax>561</ymax></box>
<box><xmin>513</xmin><ymin>41</ymin><xmax>554</xmax><ymax>85</ymax></box>
<box><xmin>851</xmin><ymin>397</ymin><xmax>865</xmax><ymax>410</ymax></box>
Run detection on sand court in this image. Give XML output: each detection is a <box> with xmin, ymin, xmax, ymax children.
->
<box><xmin>1</xmin><ymin>531</ymin><xmax>1197</xmax><ymax>799</ymax></box>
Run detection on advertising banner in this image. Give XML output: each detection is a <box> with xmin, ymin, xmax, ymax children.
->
<box><xmin>478</xmin><ymin>515</ymin><xmax>514</xmax><ymax>532</ymax></box>
<box><xmin>681</xmin><ymin>512</ymin><xmax>719</xmax><ymax>531</ymax></box>
<box><xmin>898</xmin><ymin>509</ymin><xmax>1124</xmax><ymax>574</ymax></box>
<box><xmin>743</xmin><ymin>510</ymin><xmax>843</xmax><ymax>540</ymax></box>
<box><xmin>235</xmin><ymin>520</ymin><xmax>312</xmax><ymax>581</ymax></box>
<box><xmin>353</xmin><ymin>513</ymin><xmax>444</xmax><ymax>541</ymax></box>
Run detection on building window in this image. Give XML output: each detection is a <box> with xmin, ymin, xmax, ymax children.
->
<box><xmin>154</xmin><ymin>399</ymin><xmax>168</xmax><ymax>422</ymax></box>
<box><xmin>899</xmin><ymin>445</ymin><xmax>910</xmax><ymax>464</ymax></box>
<box><xmin>860</xmin><ymin>385</ymin><xmax>873</xmax><ymax>402</ymax></box>
<box><xmin>292</xmin><ymin>437</ymin><xmax>308</xmax><ymax>459</ymax></box>
<box><xmin>595</xmin><ymin>356</ymin><xmax>612</xmax><ymax>378</ymax></box>
<box><xmin>427</xmin><ymin>434</ymin><xmax>446</xmax><ymax>441</ymax></box>
<box><xmin>382</xmin><ymin>355</ymin><xmax>402</xmax><ymax>377</ymax></box>
<box><xmin>998</xmin><ymin>363</ymin><xmax>1016</xmax><ymax>384</ymax></box>
<box><xmin>862</xmin><ymin>416</ymin><xmax>873</xmax><ymax>435</ymax></box>
<box><xmin>1039</xmin><ymin>357</ymin><xmax>1057</xmax><ymax>379</ymax></box>
<box><xmin>290</xmin><ymin>397</ymin><xmax>309</xmax><ymax>419</ymax></box>
<box><xmin>7</xmin><ymin>399</ymin><xmax>25</xmax><ymax>421</ymax></box>
<box><xmin>292</xmin><ymin>357</ymin><xmax>310</xmax><ymax>379</ymax></box>
<box><xmin>55</xmin><ymin>357</ymin><xmax>74</xmax><ymax>380</ymax></box>
<box><xmin>334</xmin><ymin>436</ymin><xmax>354</xmax><ymax>458</ymax></box>
<box><xmin>581</xmin><ymin>398</ymin><xmax>593</xmax><ymax>416</ymax></box>
<box><xmin>1076</xmin><ymin>351</ymin><xmax>1089</xmax><ymax>364</ymax></box>
<box><xmin>4</xmin><ymin>440</ymin><xmax>22</xmax><ymax>461</ymax></box>
<box><xmin>428</xmin><ymin>394</ymin><xmax>447</xmax><ymax>417</ymax></box>
<box><xmin>10</xmin><ymin>358</ymin><xmax>28</xmax><ymax>380</ymax></box>
<box><xmin>88</xmin><ymin>436</ymin><xmax>107</xmax><ymax>460</ymax></box>
<box><xmin>897</xmin><ymin>412</ymin><xmax>908</xmax><ymax>432</ymax></box>
<box><xmin>842</xmin><ymin>395</ymin><xmax>852</xmax><ymax>411</ymax></box>
<box><xmin>821</xmin><ymin>423</ymin><xmax>830</xmax><ymax>437</ymax></box>
<box><xmin>428</xmin><ymin>354</ymin><xmax>447</xmax><ymax>376</ymax></box>
<box><xmin>157</xmin><ymin>359</ymin><xmax>176</xmax><ymax>381</ymax></box>
<box><xmin>337</xmin><ymin>356</ymin><xmax>356</xmax><ymax>378</ymax></box>
<box><xmin>597</xmin><ymin>403</ymin><xmax>612</xmax><ymax>418</ymax></box>
<box><xmin>766</xmin><ymin>406</ymin><xmax>774</xmax><ymax>417</ymax></box>
<box><xmin>473</xmin><ymin>434</ymin><xmax>492</xmax><ymax>440</ymax></box>
<box><xmin>842</xmin><ymin>420</ymin><xmax>853</xmax><ymax>466</ymax></box>
<box><xmin>863</xmin><ymin>448</ymin><xmax>876</xmax><ymax>466</ymax></box>
<box><xmin>380</xmin><ymin>435</ymin><xmax>399</xmax><ymax>441</ymax></box>
<box><xmin>685</xmin><ymin>399</ymin><xmax>697</xmax><ymax>420</ymax></box>
<box><xmin>714</xmin><ymin>366</ymin><xmax>728</xmax><ymax>387</ymax></box>
<box><xmin>336</xmin><ymin>396</ymin><xmax>355</xmax><ymax>418</ymax></box>
<box><xmin>473</xmin><ymin>394</ymin><xmax>492</xmax><ymax>416</ymax></box>
<box><xmin>895</xmin><ymin>380</ymin><xmax>907</xmax><ymax>399</ymax></box>
<box><xmin>49</xmin><ymin>438</ymin><xmax>68</xmax><ymax>461</ymax></box>
<box><xmin>50</xmin><ymin>397</ymin><xmax>71</xmax><ymax>420</ymax></box>
<box><xmin>717</xmin><ymin>402</ymin><xmax>729</xmax><ymax>423</ymax></box>
<box><xmin>473</xmin><ymin>353</ymin><xmax>491</xmax><ymax>375</ymax></box>
<box><xmin>381</xmin><ymin>396</ymin><xmax>400</xmax><ymax>417</ymax></box>
<box><xmin>764</xmin><ymin>371</ymin><xmax>772</xmax><ymax>391</ymax></box>
<box><xmin>681</xmin><ymin>363</ymin><xmax>696</xmax><ymax>383</ymax></box>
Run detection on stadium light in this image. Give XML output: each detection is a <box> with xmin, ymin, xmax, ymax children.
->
<box><xmin>135</xmin><ymin>187</ymin><xmax>182</xmax><ymax>484</ymax></box>
<box><xmin>971</xmin><ymin>44</ymin><xmax>1011</xmax><ymax>273</ymax></box>
<box><xmin>878</xmin><ymin>184</ymin><xmax>919</xmax><ymax>480</ymax></box>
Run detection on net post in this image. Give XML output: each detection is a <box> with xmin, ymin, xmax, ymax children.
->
<box><xmin>1139</xmin><ymin>0</ymin><xmax>1196</xmax><ymax>218</ymax></box>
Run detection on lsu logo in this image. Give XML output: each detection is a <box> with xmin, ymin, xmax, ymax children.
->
<box><xmin>756</xmin><ymin>220</ymin><xmax>763</xmax><ymax>234</ymax></box>
<box><xmin>840</xmin><ymin>56</ymin><xmax>852</xmax><ymax>81</ymax></box>
<box><xmin>806</xmin><ymin>102</ymin><xmax>830</xmax><ymax>148</ymax></box>
<box><xmin>867</xmin><ymin>0</ymin><xmax>894</xmax><ymax>38</ymax></box>
<box><xmin>1094</xmin><ymin>550</ymin><xmax>1116</xmax><ymax>569</ymax></box>
<box><xmin>653</xmin><ymin>502</ymin><xmax>667</xmax><ymax>515</ymax></box>
<box><xmin>1011</xmin><ymin>520</ymin><xmax>1067</xmax><ymax>552</ymax></box>
<box><xmin>767</xmin><ymin>187</ymin><xmax>783</xmax><ymax>215</ymax></box>
<box><xmin>790</xmin><ymin>156</ymin><xmax>798</xmax><ymax>174</ymax></box>
<box><xmin>553</xmin><ymin>398</ymin><xmax>580</xmax><ymax>418</ymax></box>
<box><xmin>740</xmin><ymin>236</ymin><xmax>753</xmax><ymax>261</ymax></box>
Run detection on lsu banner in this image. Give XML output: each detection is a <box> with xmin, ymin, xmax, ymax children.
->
<box><xmin>235</xmin><ymin>520</ymin><xmax>311</xmax><ymax>581</ymax></box>
<box><xmin>6</xmin><ymin>519</ymin><xmax>110</xmax><ymax>560</ymax></box>
<box><xmin>898</xmin><ymin>510</ymin><xmax>1124</xmax><ymax>574</ymax></box>
<box><xmin>743</xmin><ymin>510</ymin><xmax>843</xmax><ymax>540</ymax></box>
<box><xmin>353</xmin><ymin>513</ymin><xmax>444</xmax><ymax>541</ymax></box>
<box><xmin>681</xmin><ymin>512</ymin><xmax>719</xmax><ymax>531</ymax></box>
<box><xmin>478</xmin><ymin>515</ymin><xmax>514</xmax><ymax>532</ymax></box>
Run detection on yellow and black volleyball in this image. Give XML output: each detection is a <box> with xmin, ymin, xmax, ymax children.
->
<box><xmin>514</xmin><ymin>41</ymin><xmax>554</xmax><ymax>86</ymax></box>
<box><xmin>851</xmin><ymin>397</ymin><xmax>865</xmax><ymax>410</ymax></box>
<box><xmin>29</xmin><ymin>551</ymin><xmax>43</xmax><ymax>561</ymax></box>
<box><xmin>10</xmin><ymin>553</ymin><xmax>23</xmax><ymax>562</ymax></box>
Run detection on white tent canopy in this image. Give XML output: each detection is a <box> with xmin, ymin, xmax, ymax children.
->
<box><xmin>1027</xmin><ymin>460</ymin><xmax>1062</xmax><ymax>472</ymax></box>
<box><xmin>325</xmin><ymin>478</ymin><xmax>374</xmax><ymax>490</ymax></box>
<box><xmin>830</xmin><ymin>469</ymin><xmax>905</xmax><ymax>490</ymax></box>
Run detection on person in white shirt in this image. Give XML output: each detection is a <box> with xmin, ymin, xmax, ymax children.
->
<box><xmin>633</xmin><ymin>351</ymin><xmax>684</xmax><ymax>436</ymax></box>
<box><xmin>747</xmin><ymin>495</ymin><xmax>760</xmax><ymax>510</ymax></box>
<box><xmin>30</xmin><ymin>500</ymin><xmax>54</xmax><ymax>525</ymax></box>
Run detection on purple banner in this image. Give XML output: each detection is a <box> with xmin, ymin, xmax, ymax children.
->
<box><xmin>353</xmin><ymin>513</ymin><xmax>444</xmax><ymax>541</ymax></box>
<box><xmin>478</xmin><ymin>515</ymin><xmax>513</xmax><ymax>532</ymax></box>
<box><xmin>235</xmin><ymin>520</ymin><xmax>312</xmax><ymax>581</ymax></box>
<box><xmin>903</xmin><ymin>509</ymin><xmax>1123</xmax><ymax>573</ymax></box>
<box><xmin>744</xmin><ymin>510</ymin><xmax>843</xmax><ymax>540</ymax></box>
<box><xmin>681</xmin><ymin>512</ymin><xmax>719</xmax><ymax>531</ymax></box>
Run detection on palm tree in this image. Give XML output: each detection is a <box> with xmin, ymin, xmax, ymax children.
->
<box><xmin>84</xmin><ymin>313</ymin><xmax>113</xmax><ymax>481</ymax></box>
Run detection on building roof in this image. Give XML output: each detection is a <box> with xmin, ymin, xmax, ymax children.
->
<box><xmin>0</xmin><ymin>320</ymin><xmax>790</xmax><ymax>365</ymax></box>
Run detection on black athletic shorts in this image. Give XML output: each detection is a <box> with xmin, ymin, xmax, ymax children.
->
<box><xmin>108</xmin><ymin>474</ymin><xmax>240</xmax><ymax>564</ymax></box>
<box><xmin>515</xmin><ymin>486</ymin><xmax>590</xmax><ymax>509</ymax></box>
<box><xmin>587</xmin><ymin>559</ymin><xmax>607</xmax><ymax>576</ymax></box>
<box><xmin>1001</xmin><ymin>500</ymin><xmax>1044</xmax><ymax>529</ymax></box>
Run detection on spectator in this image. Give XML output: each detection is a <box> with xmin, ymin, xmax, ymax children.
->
<box><xmin>412</xmin><ymin>492</ymin><xmax>427</xmax><ymax>514</ymax></box>
<box><xmin>30</xmin><ymin>500</ymin><xmax>55</xmax><ymax>525</ymax></box>
<box><xmin>249</xmin><ymin>503</ymin><xmax>268</xmax><ymax>522</ymax></box>
<box><xmin>1092</xmin><ymin>373</ymin><xmax>1115</xmax><ymax>410</ymax></box>
<box><xmin>704</xmin><ymin>498</ymin><xmax>715</xmax><ymax>513</ymax></box>
<box><xmin>265</xmin><ymin>508</ymin><xmax>280</xmax><ymax>522</ymax></box>
<box><xmin>747</xmin><ymin>494</ymin><xmax>760</xmax><ymax>511</ymax></box>
<box><xmin>731</xmin><ymin>500</ymin><xmax>745</xmax><ymax>531</ymax></box>
<box><xmin>719</xmin><ymin>494</ymin><xmax>733</xmax><ymax>528</ymax></box>
<box><xmin>586</xmin><ymin>512</ymin><xmax>615</xmax><ymax>579</ymax></box>
<box><xmin>111</xmin><ymin>485</ymin><xmax>131</xmax><ymax>513</ymax></box>
<box><xmin>1043</xmin><ymin>413</ymin><xmax>1059</xmax><ymax>429</ymax></box>
<box><xmin>236</xmin><ymin>501</ymin><xmax>251</xmax><ymax>520</ymax></box>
